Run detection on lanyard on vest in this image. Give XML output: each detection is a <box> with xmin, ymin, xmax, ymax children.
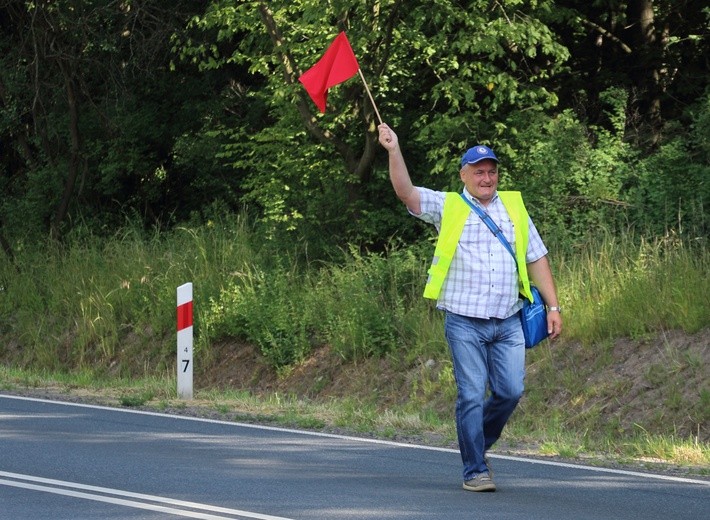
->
<box><xmin>461</xmin><ymin>192</ymin><xmax>534</xmax><ymax>303</ymax></box>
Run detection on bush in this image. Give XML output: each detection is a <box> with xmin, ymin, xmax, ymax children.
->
<box><xmin>626</xmin><ymin>103</ymin><xmax>710</xmax><ymax>238</ymax></box>
<box><xmin>204</xmin><ymin>264</ymin><xmax>315</xmax><ymax>368</ymax></box>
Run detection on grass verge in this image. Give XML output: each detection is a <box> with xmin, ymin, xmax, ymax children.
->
<box><xmin>1</xmin><ymin>365</ymin><xmax>707</xmax><ymax>477</ymax></box>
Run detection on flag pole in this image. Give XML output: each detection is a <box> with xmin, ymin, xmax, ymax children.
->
<box><xmin>357</xmin><ymin>68</ymin><xmax>383</xmax><ymax>125</ymax></box>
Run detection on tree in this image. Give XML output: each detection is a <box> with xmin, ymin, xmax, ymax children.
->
<box><xmin>546</xmin><ymin>0</ymin><xmax>709</xmax><ymax>151</ymax></box>
<box><xmin>178</xmin><ymin>0</ymin><xmax>570</xmax><ymax>248</ymax></box>
<box><xmin>0</xmin><ymin>0</ymin><xmax>214</xmax><ymax>244</ymax></box>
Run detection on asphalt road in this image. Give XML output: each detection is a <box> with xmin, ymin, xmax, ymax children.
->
<box><xmin>1</xmin><ymin>394</ymin><xmax>708</xmax><ymax>519</ymax></box>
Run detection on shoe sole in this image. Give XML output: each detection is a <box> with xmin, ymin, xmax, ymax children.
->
<box><xmin>462</xmin><ymin>482</ymin><xmax>497</xmax><ymax>492</ymax></box>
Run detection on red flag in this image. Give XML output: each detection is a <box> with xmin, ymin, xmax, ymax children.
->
<box><xmin>298</xmin><ymin>32</ymin><xmax>360</xmax><ymax>113</ymax></box>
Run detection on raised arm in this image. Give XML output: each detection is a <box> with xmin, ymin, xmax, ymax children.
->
<box><xmin>378</xmin><ymin>123</ymin><xmax>421</xmax><ymax>215</ymax></box>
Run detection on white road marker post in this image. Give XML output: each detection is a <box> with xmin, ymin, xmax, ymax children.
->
<box><xmin>176</xmin><ymin>283</ymin><xmax>194</xmax><ymax>400</ymax></box>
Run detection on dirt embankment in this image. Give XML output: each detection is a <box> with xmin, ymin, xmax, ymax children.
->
<box><xmin>197</xmin><ymin>328</ymin><xmax>709</xmax><ymax>443</ymax></box>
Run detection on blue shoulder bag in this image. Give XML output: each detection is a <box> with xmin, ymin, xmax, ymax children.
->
<box><xmin>459</xmin><ymin>194</ymin><xmax>548</xmax><ymax>348</ymax></box>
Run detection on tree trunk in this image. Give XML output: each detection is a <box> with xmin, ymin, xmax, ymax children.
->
<box><xmin>625</xmin><ymin>0</ymin><xmax>663</xmax><ymax>150</ymax></box>
<box><xmin>51</xmin><ymin>63</ymin><xmax>82</xmax><ymax>240</ymax></box>
<box><xmin>0</xmin><ymin>219</ymin><xmax>15</xmax><ymax>266</ymax></box>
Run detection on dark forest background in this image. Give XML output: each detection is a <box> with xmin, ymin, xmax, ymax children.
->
<box><xmin>1</xmin><ymin>0</ymin><xmax>708</xmax><ymax>259</ymax></box>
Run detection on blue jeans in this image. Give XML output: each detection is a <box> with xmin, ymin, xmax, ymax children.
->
<box><xmin>444</xmin><ymin>311</ymin><xmax>525</xmax><ymax>481</ymax></box>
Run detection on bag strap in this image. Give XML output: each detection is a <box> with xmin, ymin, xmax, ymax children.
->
<box><xmin>459</xmin><ymin>193</ymin><xmax>517</xmax><ymax>266</ymax></box>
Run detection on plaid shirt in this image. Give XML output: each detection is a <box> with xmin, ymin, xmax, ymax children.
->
<box><xmin>413</xmin><ymin>187</ymin><xmax>548</xmax><ymax>319</ymax></box>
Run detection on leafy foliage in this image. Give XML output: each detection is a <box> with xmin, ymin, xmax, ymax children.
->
<box><xmin>0</xmin><ymin>0</ymin><xmax>708</xmax><ymax>257</ymax></box>
<box><xmin>175</xmin><ymin>0</ymin><xmax>572</xmax><ymax>249</ymax></box>
<box><xmin>625</xmin><ymin>91</ymin><xmax>710</xmax><ymax>237</ymax></box>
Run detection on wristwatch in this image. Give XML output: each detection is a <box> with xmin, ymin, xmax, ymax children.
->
<box><xmin>548</xmin><ymin>306</ymin><xmax>562</xmax><ymax>313</ymax></box>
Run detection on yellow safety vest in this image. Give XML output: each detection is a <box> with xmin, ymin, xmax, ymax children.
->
<box><xmin>423</xmin><ymin>191</ymin><xmax>534</xmax><ymax>302</ymax></box>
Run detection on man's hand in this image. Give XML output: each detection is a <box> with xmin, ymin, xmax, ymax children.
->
<box><xmin>547</xmin><ymin>310</ymin><xmax>562</xmax><ymax>340</ymax></box>
<box><xmin>378</xmin><ymin>123</ymin><xmax>398</xmax><ymax>151</ymax></box>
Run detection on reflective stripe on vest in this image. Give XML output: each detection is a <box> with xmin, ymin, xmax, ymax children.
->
<box><xmin>423</xmin><ymin>191</ymin><xmax>534</xmax><ymax>302</ymax></box>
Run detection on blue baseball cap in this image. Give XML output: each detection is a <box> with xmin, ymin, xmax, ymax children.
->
<box><xmin>460</xmin><ymin>145</ymin><xmax>498</xmax><ymax>167</ymax></box>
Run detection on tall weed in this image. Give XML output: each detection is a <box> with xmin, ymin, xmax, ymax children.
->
<box><xmin>1</xmin><ymin>214</ymin><xmax>707</xmax><ymax>384</ymax></box>
<box><xmin>562</xmin><ymin>231</ymin><xmax>710</xmax><ymax>343</ymax></box>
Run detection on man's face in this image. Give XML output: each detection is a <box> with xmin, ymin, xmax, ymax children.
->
<box><xmin>460</xmin><ymin>159</ymin><xmax>499</xmax><ymax>204</ymax></box>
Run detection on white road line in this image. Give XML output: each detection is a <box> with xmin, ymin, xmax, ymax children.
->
<box><xmin>0</xmin><ymin>472</ymin><xmax>294</xmax><ymax>520</ymax></box>
<box><xmin>487</xmin><ymin>454</ymin><xmax>710</xmax><ymax>485</ymax></box>
<box><xmin>2</xmin><ymin>393</ymin><xmax>709</xmax><ymax>486</ymax></box>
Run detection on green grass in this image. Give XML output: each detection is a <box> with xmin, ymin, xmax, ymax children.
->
<box><xmin>1</xmin><ymin>216</ymin><xmax>709</xmax><ymax>472</ymax></box>
<box><xmin>561</xmin><ymin>231</ymin><xmax>710</xmax><ymax>342</ymax></box>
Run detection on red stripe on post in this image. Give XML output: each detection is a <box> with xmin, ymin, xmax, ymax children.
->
<box><xmin>177</xmin><ymin>301</ymin><xmax>193</xmax><ymax>331</ymax></box>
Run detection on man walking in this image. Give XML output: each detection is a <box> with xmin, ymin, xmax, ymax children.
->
<box><xmin>378</xmin><ymin>123</ymin><xmax>562</xmax><ymax>492</ymax></box>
